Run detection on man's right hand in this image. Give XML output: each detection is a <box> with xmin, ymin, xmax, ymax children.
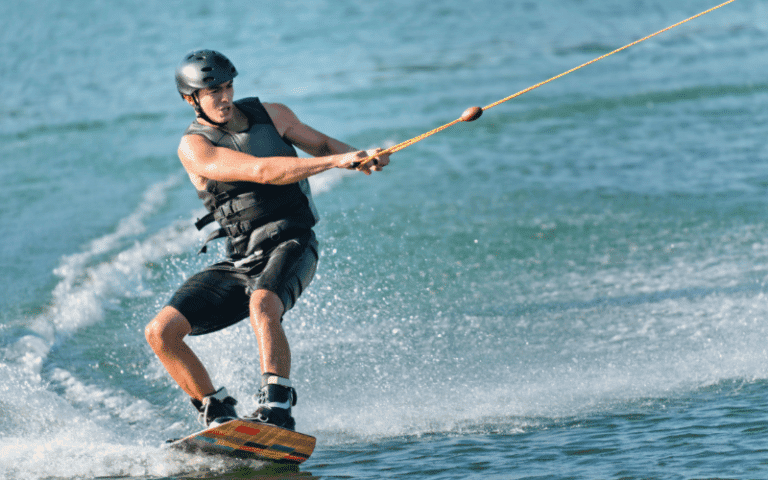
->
<box><xmin>342</xmin><ymin>148</ymin><xmax>391</xmax><ymax>175</ymax></box>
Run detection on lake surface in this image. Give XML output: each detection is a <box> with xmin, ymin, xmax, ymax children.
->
<box><xmin>2</xmin><ymin>0</ymin><xmax>768</xmax><ymax>478</ymax></box>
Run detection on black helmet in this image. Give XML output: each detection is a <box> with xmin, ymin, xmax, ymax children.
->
<box><xmin>175</xmin><ymin>49</ymin><xmax>238</xmax><ymax>97</ymax></box>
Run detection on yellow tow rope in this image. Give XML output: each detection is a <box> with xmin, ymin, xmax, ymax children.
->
<box><xmin>363</xmin><ymin>0</ymin><xmax>737</xmax><ymax>163</ymax></box>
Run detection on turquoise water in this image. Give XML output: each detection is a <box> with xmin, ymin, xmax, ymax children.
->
<box><xmin>2</xmin><ymin>0</ymin><xmax>768</xmax><ymax>478</ymax></box>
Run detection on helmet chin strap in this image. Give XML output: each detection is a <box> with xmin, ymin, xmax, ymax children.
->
<box><xmin>193</xmin><ymin>92</ymin><xmax>229</xmax><ymax>128</ymax></box>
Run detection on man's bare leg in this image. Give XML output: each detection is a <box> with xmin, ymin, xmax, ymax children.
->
<box><xmin>247</xmin><ymin>289</ymin><xmax>296</xmax><ymax>429</ymax></box>
<box><xmin>145</xmin><ymin>306</ymin><xmax>215</xmax><ymax>400</ymax></box>
<box><xmin>249</xmin><ymin>289</ymin><xmax>290</xmax><ymax>378</ymax></box>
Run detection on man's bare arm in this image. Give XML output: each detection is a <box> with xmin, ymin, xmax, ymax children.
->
<box><xmin>178</xmin><ymin>134</ymin><xmax>372</xmax><ymax>186</ymax></box>
<box><xmin>266</xmin><ymin>102</ymin><xmax>358</xmax><ymax>157</ymax></box>
<box><xmin>178</xmin><ymin>103</ymin><xmax>389</xmax><ymax>186</ymax></box>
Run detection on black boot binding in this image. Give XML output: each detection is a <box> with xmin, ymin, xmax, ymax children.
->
<box><xmin>191</xmin><ymin>387</ymin><xmax>239</xmax><ymax>427</ymax></box>
<box><xmin>245</xmin><ymin>375</ymin><xmax>297</xmax><ymax>430</ymax></box>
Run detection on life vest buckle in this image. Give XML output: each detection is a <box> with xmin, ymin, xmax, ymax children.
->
<box><xmin>219</xmin><ymin>202</ymin><xmax>236</xmax><ymax>217</ymax></box>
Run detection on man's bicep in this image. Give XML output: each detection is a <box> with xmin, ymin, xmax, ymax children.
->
<box><xmin>285</xmin><ymin>122</ymin><xmax>338</xmax><ymax>156</ymax></box>
<box><xmin>178</xmin><ymin>134</ymin><xmax>217</xmax><ymax>173</ymax></box>
<box><xmin>266</xmin><ymin>102</ymin><xmax>338</xmax><ymax>156</ymax></box>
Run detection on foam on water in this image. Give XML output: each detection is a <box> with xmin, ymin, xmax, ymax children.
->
<box><xmin>4</xmin><ymin>175</ymin><xmax>184</xmax><ymax>372</ymax></box>
<box><xmin>0</xmin><ymin>169</ymin><xmax>366</xmax><ymax>479</ymax></box>
<box><xmin>0</xmin><ymin>176</ymin><xmax>209</xmax><ymax>479</ymax></box>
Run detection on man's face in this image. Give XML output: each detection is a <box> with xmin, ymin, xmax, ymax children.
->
<box><xmin>195</xmin><ymin>80</ymin><xmax>234</xmax><ymax>124</ymax></box>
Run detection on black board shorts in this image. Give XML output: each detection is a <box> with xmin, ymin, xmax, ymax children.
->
<box><xmin>168</xmin><ymin>231</ymin><xmax>318</xmax><ymax>336</ymax></box>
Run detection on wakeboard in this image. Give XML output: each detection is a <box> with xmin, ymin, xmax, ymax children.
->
<box><xmin>168</xmin><ymin>419</ymin><xmax>315</xmax><ymax>464</ymax></box>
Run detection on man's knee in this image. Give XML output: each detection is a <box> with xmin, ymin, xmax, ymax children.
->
<box><xmin>249</xmin><ymin>290</ymin><xmax>284</xmax><ymax>325</ymax></box>
<box><xmin>145</xmin><ymin>307</ymin><xmax>192</xmax><ymax>352</ymax></box>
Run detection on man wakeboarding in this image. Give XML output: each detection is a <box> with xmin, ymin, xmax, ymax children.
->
<box><xmin>145</xmin><ymin>49</ymin><xmax>389</xmax><ymax>430</ymax></box>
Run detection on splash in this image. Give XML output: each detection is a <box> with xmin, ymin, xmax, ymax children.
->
<box><xmin>0</xmin><ymin>175</ymin><xmax>210</xmax><ymax>479</ymax></box>
<box><xmin>0</xmin><ymin>170</ymin><xmax>357</xmax><ymax>479</ymax></box>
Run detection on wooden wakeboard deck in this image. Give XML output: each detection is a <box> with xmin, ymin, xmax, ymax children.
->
<box><xmin>169</xmin><ymin>419</ymin><xmax>315</xmax><ymax>464</ymax></box>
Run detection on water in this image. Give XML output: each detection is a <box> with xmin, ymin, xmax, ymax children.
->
<box><xmin>2</xmin><ymin>0</ymin><xmax>768</xmax><ymax>478</ymax></box>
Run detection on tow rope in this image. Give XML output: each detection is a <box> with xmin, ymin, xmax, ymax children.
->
<box><xmin>360</xmin><ymin>0</ymin><xmax>737</xmax><ymax>163</ymax></box>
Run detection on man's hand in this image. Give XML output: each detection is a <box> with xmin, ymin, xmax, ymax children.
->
<box><xmin>341</xmin><ymin>148</ymin><xmax>391</xmax><ymax>175</ymax></box>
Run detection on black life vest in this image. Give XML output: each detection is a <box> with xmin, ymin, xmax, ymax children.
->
<box><xmin>185</xmin><ymin>97</ymin><xmax>319</xmax><ymax>258</ymax></box>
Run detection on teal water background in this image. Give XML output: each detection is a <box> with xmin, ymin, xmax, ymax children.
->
<box><xmin>2</xmin><ymin>1</ymin><xmax>768</xmax><ymax>478</ymax></box>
